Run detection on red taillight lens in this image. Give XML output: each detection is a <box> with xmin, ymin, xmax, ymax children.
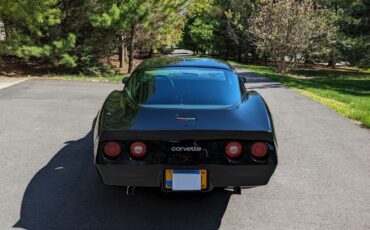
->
<box><xmin>130</xmin><ymin>141</ymin><xmax>147</xmax><ymax>158</ymax></box>
<box><xmin>225</xmin><ymin>141</ymin><xmax>243</xmax><ymax>159</ymax></box>
<box><xmin>103</xmin><ymin>142</ymin><xmax>121</xmax><ymax>158</ymax></box>
<box><xmin>251</xmin><ymin>142</ymin><xmax>269</xmax><ymax>158</ymax></box>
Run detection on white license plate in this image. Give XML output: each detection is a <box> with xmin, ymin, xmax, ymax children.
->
<box><xmin>172</xmin><ymin>170</ymin><xmax>201</xmax><ymax>191</ymax></box>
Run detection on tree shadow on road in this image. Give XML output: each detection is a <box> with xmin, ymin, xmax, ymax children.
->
<box><xmin>239</xmin><ymin>72</ymin><xmax>276</xmax><ymax>84</ymax></box>
<box><xmin>238</xmin><ymin>72</ymin><xmax>284</xmax><ymax>90</ymax></box>
<box><xmin>14</xmin><ymin>122</ymin><xmax>232</xmax><ymax>230</ymax></box>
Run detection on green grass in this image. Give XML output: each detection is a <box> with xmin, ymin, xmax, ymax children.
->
<box><xmin>231</xmin><ymin>61</ymin><xmax>370</xmax><ymax>128</ymax></box>
<box><xmin>39</xmin><ymin>73</ymin><xmax>128</xmax><ymax>82</ymax></box>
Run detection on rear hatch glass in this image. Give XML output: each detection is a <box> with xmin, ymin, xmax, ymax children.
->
<box><xmin>125</xmin><ymin>67</ymin><xmax>241</xmax><ymax>107</ymax></box>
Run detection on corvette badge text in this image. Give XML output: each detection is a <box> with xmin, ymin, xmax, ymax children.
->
<box><xmin>171</xmin><ymin>146</ymin><xmax>202</xmax><ymax>152</ymax></box>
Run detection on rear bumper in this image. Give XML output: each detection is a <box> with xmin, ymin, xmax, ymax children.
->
<box><xmin>96</xmin><ymin>164</ymin><xmax>276</xmax><ymax>191</ymax></box>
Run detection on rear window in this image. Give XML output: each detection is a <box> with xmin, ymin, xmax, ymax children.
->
<box><xmin>124</xmin><ymin>67</ymin><xmax>242</xmax><ymax>107</ymax></box>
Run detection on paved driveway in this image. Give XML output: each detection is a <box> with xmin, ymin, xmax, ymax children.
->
<box><xmin>0</xmin><ymin>74</ymin><xmax>369</xmax><ymax>229</ymax></box>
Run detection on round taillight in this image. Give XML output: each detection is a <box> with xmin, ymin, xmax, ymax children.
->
<box><xmin>130</xmin><ymin>141</ymin><xmax>147</xmax><ymax>158</ymax></box>
<box><xmin>251</xmin><ymin>142</ymin><xmax>269</xmax><ymax>158</ymax></box>
<box><xmin>103</xmin><ymin>142</ymin><xmax>121</xmax><ymax>158</ymax></box>
<box><xmin>225</xmin><ymin>142</ymin><xmax>243</xmax><ymax>159</ymax></box>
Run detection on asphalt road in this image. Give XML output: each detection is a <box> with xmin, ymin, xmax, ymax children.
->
<box><xmin>0</xmin><ymin>72</ymin><xmax>369</xmax><ymax>230</ymax></box>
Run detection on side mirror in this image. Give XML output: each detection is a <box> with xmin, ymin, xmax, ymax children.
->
<box><xmin>122</xmin><ymin>77</ymin><xmax>129</xmax><ymax>85</ymax></box>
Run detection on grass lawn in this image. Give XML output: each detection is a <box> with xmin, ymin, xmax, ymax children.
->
<box><xmin>231</xmin><ymin>62</ymin><xmax>370</xmax><ymax>128</ymax></box>
<box><xmin>38</xmin><ymin>73</ymin><xmax>128</xmax><ymax>82</ymax></box>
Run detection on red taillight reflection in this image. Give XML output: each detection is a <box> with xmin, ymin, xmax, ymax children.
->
<box><xmin>225</xmin><ymin>142</ymin><xmax>243</xmax><ymax>159</ymax></box>
<box><xmin>103</xmin><ymin>142</ymin><xmax>121</xmax><ymax>158</ymax></box>
<box><xmin>251</xmin><ymin>142</ymin><xmax>268</xmax><ymax>158</ymax></box>
<box><xmin>130</xmin><ymin>141</ymin><xmax>147</xmax><ymax>158</ymax></box>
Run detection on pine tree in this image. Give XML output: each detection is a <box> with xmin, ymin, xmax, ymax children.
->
<box><xmin>0</xmin><ymin>0</ymin><xmax>77</xmax><ymax>68</ymax></box>
<box><xmin>90</xmin><ymin>0</ymin><xmax>187</xmax><ymax>73</ymax></box>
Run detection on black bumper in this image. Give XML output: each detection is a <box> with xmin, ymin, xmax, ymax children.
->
<box><xmin>96</xmin><ymin>164</ymin><xmax>276</xmax><ymax>191</ymax></box>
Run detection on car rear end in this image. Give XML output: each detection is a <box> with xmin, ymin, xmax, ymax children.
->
<box><xmin>94</xmin><ymin>61</ymin><xmax>277</xmax><ymax>192</ymax></box>
<box><xmin>94</xmin><ymin>132</ymin><xmax>277</xmax><ymax>192</ymax></box>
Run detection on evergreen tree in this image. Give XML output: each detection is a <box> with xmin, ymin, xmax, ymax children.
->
<box><xmin>90</xmin><ymin>0</ymin><xmax>187</xmax><ymax>73</ymax></box>
<box><xmin>0</xmin><ymin>0</ymin><xmax>77</xmax><ymax>68</ymax></box>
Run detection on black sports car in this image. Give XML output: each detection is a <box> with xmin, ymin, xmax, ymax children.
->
<box><xmin>94</xmin><ymin>57</ymin><xmax>277</xmax><ymax>194</ymax></box>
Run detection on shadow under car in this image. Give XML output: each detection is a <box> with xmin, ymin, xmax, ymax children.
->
<box><xmin>14</xmin><ymin>122</ymin><xmax>233</xmax><ymax>230</ymax></box>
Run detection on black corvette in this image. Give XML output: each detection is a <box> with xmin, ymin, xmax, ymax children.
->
<box><xmin>94</xmin><ymin>57</ymin><xmax>277</xmax><ymax>194</ymax></box>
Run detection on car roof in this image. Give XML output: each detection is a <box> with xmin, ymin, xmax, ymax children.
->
<box><xmin>136</xmin><ymin>56</ymin><xmax>233</xmax><ymax>71</ymax></box>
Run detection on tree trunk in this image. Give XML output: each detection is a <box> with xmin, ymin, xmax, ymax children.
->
<box><xmin>118</xmin><ymin>45</ymin><xmax>123</xmax><ymax>68</ymax></box>
<box><xmin>128</xmin><ymin>24</ymin><xmax>136</xmax><ymax>73</ymax></box>
<box><xmin>237</xmin><ymin>48</ymin><xmax>242</xmax><ymax>62</ymax></box>
<box><xmin>328</xmin><ymin>59</ymin><xmax>335</xmax><ymax>68</ymax></box>
<box><xmin>276</xmin><ymin>56</ymin><xmax>286</xmax><ymax>73</ymax></box>
<box><xmin>118</xmin><ymin>35</ymin><xmax>125</xmax><ymax>68</ymax></box>
<box><xmin>327</xmin><ymin>52</ymin><xmax>336</xmax><ymax>68</ymax></box>
<box><xmin>149</xmin><ymin>48</ymin><xmax>154</xmax><ymax>58</ymax></box>
<box><xmin>107</xmin><ymin>55</ymin><xmax>111</xmax><ymax>65</ymax></box>
<box><xmin>124</xmin><ymin>46</ymin><xmax>128</xmax><ymax>62</ymax></box>
<box><xmin>225</xmin><ymin>43</ymin><xmax>230</xmax><ymax>60</ymax></box>
<box><xmin>304</xmin><ymin>54</ymin><xmax>311</xmax><ymax>65</ymax></box>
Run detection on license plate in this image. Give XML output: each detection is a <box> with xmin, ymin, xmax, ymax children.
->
<box><xmin>165</xmin><ymin>169</ymin><xmax>207</xmax><ymax>191</ymax></box>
